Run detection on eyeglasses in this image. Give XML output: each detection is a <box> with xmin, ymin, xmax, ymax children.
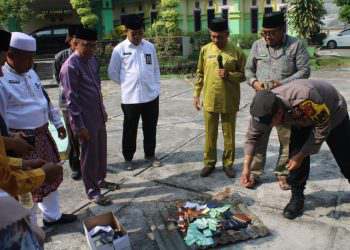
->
<box><xmin>81</xmin><ymin>42</ymin><xmax>97</xmax><ymax>48</ymax></box>
<box><xmin>260</xmin><ymin>29</ymin><xmax>281</xmax><ymax>37</ymax></box>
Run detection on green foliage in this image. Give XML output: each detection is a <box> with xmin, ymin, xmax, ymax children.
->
<box><xmin>0</xmin><ymin>0</ymin><xmax>34</xmax><ymax>28</ymax></box>
<box><xmin>335</xmin><ymin>0</ymin><xmax>350</xmax><ymax>24</ymax></box>
<box><xmin>147</xmin><ymin>0</ymin><xmax>181</xmax><ymax>36</ymax></box>
<box><xmin>287</xmin><ymin>0</ymin><xmax>326</xmax><ymax>39</ymax></box>
<box><xmin>232</xmin><ymin>33</ymin><xmax>259</xmax><ymax>49</ymax></box>
<box><xmin>339</xmin><ymin>5</ymin><xmax>350</xmax><ymax>23</ymax></box>
<box><xmin>70</xmin><ymin>0</ymin><xmax>98</xmax><ymax>28</ymax></box>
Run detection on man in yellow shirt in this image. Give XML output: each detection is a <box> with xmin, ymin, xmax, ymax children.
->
<box><xmin>0</xmin><ymin>135</ymin><xmax>63</xmax><ymax>197</ymax></box>
<box><xmin>193</xmin><ymin>17</ymin><xmax>246</xmax><ymax>178</ymax></box>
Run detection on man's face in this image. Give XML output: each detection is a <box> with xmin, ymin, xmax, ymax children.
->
<box><xmin>7</xmin><ymin>50</ymin><xmax>34</xmax><ymax>74</ymax></box>
<box><xmin>0</xmin><ymin>51</ymin><xmax>6</xmax><ymax>76</ymax></box>
<box><xmin>68</xmin><ymin>37</ymin><xmax>76</xmax><ymax>50</ymax></box>
<box><xmin>74</xmin><ymin>39</ymin><xmax>96</xmax><ymax>58</ymax></box>
<box><xmin>210</xmin><ymin>30</ymin><xmax>229</xmax><ymax>49</ymax></box>
<box><xmin>127</xmin><ymin>29</ymin><xmax>144</xmax><ymax>46</ymax></box>
<box><xmin>261</xmin><ymin>27</ymin><xmax>284</xmax><ymax>47</ymax></box>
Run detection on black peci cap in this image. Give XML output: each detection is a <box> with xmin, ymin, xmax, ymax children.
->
<box><xmin>0</xmin><ymin>30</ymin><xmax>11</xmax><ymax>52</ymax></box>
<box><xmin>250</xmin><ymin>90</ymin><xmax>278</xmax><ymax>125</ymax></box>
<box><xmin>262</xmin><ymin>11</ymin><xmax>285</xmax><ymax>29</ymax></box>
<box><xmin>75</xmin><ymin>27</ymin><xmax>97</xmax><ymax>41</ymax></box>
<box><xmin>124</xmin><ymin>14</ymin><xmax>144</xmax><ymax>30</ymax></box>
<box><xmin>209</xmin><ymin>17</ymin><xmax>228</xmax><ymax>32</ymax></box>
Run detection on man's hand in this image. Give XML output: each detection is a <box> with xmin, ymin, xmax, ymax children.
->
<box><xmin>3</xmin><ymin>136</ymin><xmax>34</xmax><ymax>156</ymax></box>
<box><xmin>22</xmin><ymin>159</ymin><xmax>46</xmax><ymax>170</ymax></box>
<box><xmin>271</xmin><ymin>80</ymin><xmax>282</xmax><ymax>89</ymax></box>
<box><xmin>287</xmin><ymin>152</ymin><xmax>305</xmax><ymax>172</ymax></box>
<box><xmin>217</xmin><ymin>69</ymin><xmax>228</xmax><ymax>79</ymax></box>
<box><xmin>240</xmin><ymin>168</ymin><xmax>255</xmax><ymax>188</ymax></box>
<box><xmin>41</xmin><ymin>163</ymin><xmax>63</xmax><ymax>184</ymax></box>
<box><xmin>193</xmin><ymin>96</ymin><xmax>201</xmax><ymax>111</ymax></box>
<box><xmin>57</xmin><ymin>126</ymin><xmax>67</xmax><ymax>139</ymax></box>
<box><xmin>252</xmin><ymin>80</ymin><xmax>265</xmax><ymax>91</ymax></box>
<box><xmin>78</xmin><ymin>128</ymin><xmax>90</xmax><ymax>142</ymax></box>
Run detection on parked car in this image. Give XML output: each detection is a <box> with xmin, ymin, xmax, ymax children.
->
<box><xmin>323</xmin><ymin>29</ymin><xmax>350</xmax><ymax>49</ymax></box>
<box><xmin>31</xmin><ymin>25</ymin><xmax>79</xmax><ymax>55</ymax></box>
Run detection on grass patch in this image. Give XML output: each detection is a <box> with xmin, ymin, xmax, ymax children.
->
<box><xmin>310</xmin><ymin>56</ymin><xmax>350</xmax><ymax>71</ymax></box>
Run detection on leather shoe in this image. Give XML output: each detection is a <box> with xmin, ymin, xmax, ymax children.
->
<box><xmin>283</xmin><ymin>194</ymin><xmax>304</xmax><ymax>220</ymax></box>
<box><xmin>71</xmin><ymin>171</ymin><xmax>81</xmax><ymax>180</ymax></box>
<box><xmin>200</xmin><ymin>166</ymin><xmax>215</xmax><ymax>177</ymax></box>
<box><xmin>223</xmin><ymin>166</ymin><xmax>235</xmax><ymax>178</ymax></box>
<box><xmin>43</xmin><ymin>213</ymin><xmax>77</xmax><ymax>227</ymax></box>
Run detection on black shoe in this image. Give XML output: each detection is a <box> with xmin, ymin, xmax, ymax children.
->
<box><xmin>43</xmin><ymin>213</ymin><xmax>77</xmax><ymax>227</ymax></box>
<box><xmin>283</xmin><ymin>191</ymin><xmax>304</xmax><ymax>220</ymax></box>
<box><xmin>223</xmin><ymin>166</ymin><xmax>235</xmax><ymax>178</ymax></box>
<box><xmin>200</xmin><ymin>166</ymin><xmax>215</xmax><ymax>177</ymax></box>
<box><xmin>71</xmin><ymin>171</ymin><xmax>81</xmax><ymax>180</ymax></box>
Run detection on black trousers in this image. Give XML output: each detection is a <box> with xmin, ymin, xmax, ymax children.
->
<box><xmin>288</xmin><ymin>115</ymin><xmax>350</xmax><ymax>189</ymax></box>
<box><xmin>62</xmin><ymin>109</ymin><xmax>81</xmax><ymax>173</ymax></box>
<box><xmin>121</xmin><ymin>97</ymin><xmax>159</xmax><ymax>161</ymax></box>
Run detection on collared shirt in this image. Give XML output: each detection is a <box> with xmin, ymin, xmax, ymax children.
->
<box><xmin>245</xmin><ymin>35</ymin><xmax>310</xmax><ymax>86</ymax></box>
<box><xmin>54</xmin><ymin>48</ymin><xmax>73</xmax><ymax>108</ymax></box>
<box><xmin>60</xmin><ymin>52</ymin><xmax>107</xmax><ymax>133</ymax></box>
<box><xmin>245</xmin><ymin>79</ymin><xmax>347</xmax><ymax>156</ymax></box>
<box><xmin>0</xmin><ymin>136</ymin><xmax>45</xmax><ymax>197</ymax></box>
<box><xmin>108</xmin><ymin>38</ymin><xmax>160</xmax><ymax>104</ymax></box>
<box><xmin>0</xmin><ymin>64</ymin><xmax>63</xmax><ymax>130</ymax></box>
<box><xmin>194</xmin><ymin>42</ymin><xmax>246</xmax><ymax>113</ymax></box>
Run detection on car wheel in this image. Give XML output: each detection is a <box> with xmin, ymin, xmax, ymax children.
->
<box><xmin>327</xmin><ymin>40</ymin><xmax>337</xmax><ymax>49</ymax></box>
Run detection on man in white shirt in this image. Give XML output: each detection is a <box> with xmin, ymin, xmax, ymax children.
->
<box><xmin>108</xmin><ymin>15</ymin><xmax>161</xmax><ymax>169</ymax></box>
<box><xmin>0</xmin><ymin>32</ymin><xmax>77</xmax><ymax>227</ymax></box>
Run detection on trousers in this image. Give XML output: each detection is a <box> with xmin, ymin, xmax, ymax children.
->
<box><xmin>203</xmin><ymin>111</ymin><xmax>236</xmax><ymax>168</ymax></box>
<box><xmin>31</xmin><ymin>190</ymin><xmax>62</xmax><ymax>224</ymax></box>
<box><xmin>250</xmin><ymin>124</ymin><xmax>290</xmax><ymax>177</ymax></box>
<box><xmin>62</xmin><ymin>109</ymin><xmax>80</xmax><ymax>173</ymax></box>
<box><xmin>287</xmin><ymin>115</ymin><xmax>350</xmax><ymax>189</ymax></box>
<box><xmin>121</xmin><ymin>97</ymin><xmax>159</xmax><ymax>161</ymax></box>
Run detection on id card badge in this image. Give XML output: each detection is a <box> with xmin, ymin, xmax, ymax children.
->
<box><xmin>145</xmin><ymin>54</ymin><xmax>152</xmax><ymax>65</ymax></box>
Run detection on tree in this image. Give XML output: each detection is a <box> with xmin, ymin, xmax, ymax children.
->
<box><xmin>148</xmin><ymin>0</ymin><xmax>181</xmax><ymax>36</ymax></box>
<box><xmin>0</xmin><ymin>0</ymin><xmax>34</xmax><ymax>28</ymax></box>
<box><xmin>70</xmin><ymin>0</ymin><xmax>98</xmax><ymax>28</ymax></box>
<box><xmin>287</xmin><ymin>0</ymin><xmax>326</xmax><ymax>39</ymax></box>
<box><xmin>335</xmin><ymin>0</ymin><xmax>350</xmax><ymax>24</ymax></box>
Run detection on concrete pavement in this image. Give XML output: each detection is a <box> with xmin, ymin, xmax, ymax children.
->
<box><xmin>42</xmin><ymin>70</ymin><xmax>350</xmax><ymax>250</ymax></box>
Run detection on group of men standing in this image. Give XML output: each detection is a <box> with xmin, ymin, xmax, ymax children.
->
<box><xmin>195</xmin><ymin>11</ymin><xmax>350</xmax><ymax>221</ymax></box>
<box><xmin>2</xmin><ymin>8</ymin><xmax>350</xmax><ymax>248</ymax></box>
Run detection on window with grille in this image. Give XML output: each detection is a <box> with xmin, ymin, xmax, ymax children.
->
<box><xmin>251</xmin><ymin>8</ymin><xmax>258</xmax><ymax>33</ymax></box>
<box><xmin>194</xmin><ymin>10</ymin><xmax>201</xmax><ymax>31</ymax></box>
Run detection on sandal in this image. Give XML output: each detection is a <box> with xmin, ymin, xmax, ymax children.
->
<box><xmin>99</xmin><ymin>181</ymin><xmax>120</xmax><ymax>191</ymax></box>
<box><xmin>91</xmin><ymin>195</ymin><xmax>112</xmax><ymax>206</ymax></box>
<box><xmin>277</xmin><ymin>176</ymin><xmax>291</xmax><ymax>190</ymax></box>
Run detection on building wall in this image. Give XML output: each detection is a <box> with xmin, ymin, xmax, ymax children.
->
<box><xmin>10</xmin><ymin>0</ymin><xmax>288</xmax><ymax>37</ymax></box>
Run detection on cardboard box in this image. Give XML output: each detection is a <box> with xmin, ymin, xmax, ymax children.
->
<box><xmin>83</xmin><ymin>212</ymin><xmax>131</xmax><ymax>250</ymax></box>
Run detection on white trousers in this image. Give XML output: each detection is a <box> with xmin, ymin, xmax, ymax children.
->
<box><xmin>31</xmin><ymin>191</ymin><xmax>62</xmax><ymax>224</ymax></box>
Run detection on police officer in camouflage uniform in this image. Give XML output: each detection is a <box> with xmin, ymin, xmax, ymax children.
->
<box><xmin>193</xmin><ymin>18</ymin><xmax>246</xmax><ymax>178</ymax></box>
<box><xmin>245</xmin><ymin>11</ymin><xmax>310</xmax><ymax>189</ymax></box>
<box><xmin>240</xmin><ymin>79</ymin><xmax>350</xmax><ymax>219</ymax></box>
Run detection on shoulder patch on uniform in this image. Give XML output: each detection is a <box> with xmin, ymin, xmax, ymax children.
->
<box><xmin>299</xmin><ymin>100</ymin><xmax>330</xmax><ymax>125</ymax></box>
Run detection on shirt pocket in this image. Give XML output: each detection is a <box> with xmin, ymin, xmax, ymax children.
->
<box><xmin>224</xmin><ymin>55</ymin><xmax>238</xmax><ymax>71</ymax></box>
<box><xmin>282</xmin><ymin>55</ymin><xmax>296</xmax><ymax>76</ymax></box>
